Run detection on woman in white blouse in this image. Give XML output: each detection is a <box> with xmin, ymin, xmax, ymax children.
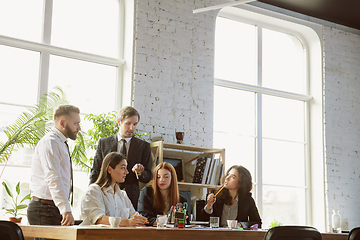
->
<box><xmin>81</xmin><ymin>152</ymin><xmax>148</xmax><ymax>226</ymax></box>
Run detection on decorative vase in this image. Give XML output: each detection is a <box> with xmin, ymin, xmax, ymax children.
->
<box><xmin>9</xmin><ymin>217</ymin><xmax>22</xmax><ymax>223</ymax></box>
<box><xmin>331</xmin><ymin>209</ymin><xmax>341</xmax><ymax>233</ymax></box>
<box><xmin>175</xmin><ymin>131</ymin><xmax>184</xmax><ymax>144</ymax></box>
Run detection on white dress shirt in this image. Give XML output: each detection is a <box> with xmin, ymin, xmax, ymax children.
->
<box><xmin>117</xmin><ymin>132</ymin><xmax>131</xmax><ymax>155</ymax></box>
<box><xmin>30</xmin><ymin>127</ymin><xmax>72</xmax><ymax>214</ymax></box>
<box><xmin>80</xmin><ymin>183</ymin><xmax>137</xmax><ymax>225</ymax></box>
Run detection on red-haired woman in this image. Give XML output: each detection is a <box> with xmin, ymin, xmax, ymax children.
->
<box><xmin>199</xmin><ymin>165</ymin><xmax>262</xmax><ymax>228</ymax></box>
<box><xmin>138</xmin><ymin>162</ymin><xmax>189</xmax><ymax>225</ymax></box>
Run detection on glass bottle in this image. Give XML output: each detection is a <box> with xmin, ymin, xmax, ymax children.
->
<box><xmin>331</xmin><ymin>209</ymin><xmax>341</xmax><ymax>233</ymax></box>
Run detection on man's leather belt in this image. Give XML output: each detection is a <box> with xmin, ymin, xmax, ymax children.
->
<box><xmin>32</xmin><ymin>196</ymin><xmax>55</xmax><ymax>205</ymax></box>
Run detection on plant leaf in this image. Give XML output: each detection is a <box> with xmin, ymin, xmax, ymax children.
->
<box><xmin>20</xmin><ymin>193</ymin><xmax>31</xmax><ymax>203</ymax></box>
<box><xmin>5</xmin><ymin>208</ymin><xmax>15</xmax><ymax>214</ymax></box>
<box><xmin>0</xmin><ymin>86</ymin><xmax>67</xmax><ymax>164</ymax></box>
<box><xmin>71</xmin><ymin>131</ymin><xmax>91</xmax><ymax>172</ymax></box>
<box><xmin>16</xmin><ymin>204</ymin><xmax>28</xmax><ymax>210</ymax></box>
<box><xmin>16</xmin><ymin>182</ymin><xmax>20</xmax><ymax>195</ymax></box>
<box><xmin>2</xmin><ymin>182</ymin><xmax>13</xmax><ymax>198</ymax></box>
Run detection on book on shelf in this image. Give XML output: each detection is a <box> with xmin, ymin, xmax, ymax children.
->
<box><xmin>210</xmin><ymin>158</ymin><xmax>220</xmax><ymax>185</ymax></box>
<box><xmin>213</xmin><ymin>159</ymin><xmax>224</xmax><ymax>185</ymax></box>
<box><xmin>205</xmin><ymin>154</ymin><xmax>215</xmax><ymax>184</ymax></box>
<box><xmin>192</xmin><ymin>154</ymin><xmax>207</xmax><ymax>184</ymax></box>
<box><xmin>209</xmin><ymin>158</ymin><xmax>216</xmax><ymax>185</ymax></box>
<box><xmin>192</xmin><ymin>153</ymin><xmax>224</xmax><ymax>185</ymax></box>
<box><xmin>203</xmin><ymin>156</ymin><xmax>213</xmax><ymax>184</ymax></box>
<box><xmin>201</xmin><ymin>156</ymin><xmax>211</xmax><ymax>184</ymax></box>
<box><xmin>217</xmin><ymin>162</ymin><xmax>224</xmax><ymax>185</ymax></box>
<box><xmin>208</xmin><ymin>157</ymin><xmax>224</xmax><ymax>185</ymax></box>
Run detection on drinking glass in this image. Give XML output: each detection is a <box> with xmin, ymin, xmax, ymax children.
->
<box><xmin>210</xmin><ymin>217</ymin><xmax>219</xmax><ymax>228</ymax></box>
<box><xmin>157</xmin><ymin>215</ymin><xmax>167</xmax><ymax>228</ymax></box>
<box><xmin>227</xmin><ymin>220</ymin><xmax>238</xmax><ymax>228</ymax></box>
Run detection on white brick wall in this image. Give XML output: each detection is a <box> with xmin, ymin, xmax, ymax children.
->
<box><xmin>132</xmin><ymin>0</ymin><xmax>226</xmax><ymax>147</ymax></box>
<box><xmin>323</xmin><ymin>27</ymin><xmax>360</xmax><ymax>230</ymax></box>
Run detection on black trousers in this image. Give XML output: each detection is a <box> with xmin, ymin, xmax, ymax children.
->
<box><xmin>27</xmin><ymin>200</ymin><xmax>62</xmax><ymax>240</ymax></box>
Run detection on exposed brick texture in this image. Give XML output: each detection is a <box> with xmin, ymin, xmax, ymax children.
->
<box><xmin>323</xmin><ymin>27</ymin><xmax>360</xmax><ymax>230</ymax></box>
<box><xmin>132</xmin><ymin>0</ymin><xmax>229</xmax><ymax>147</ymax></box>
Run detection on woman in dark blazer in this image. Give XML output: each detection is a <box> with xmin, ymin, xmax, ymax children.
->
<box><xmin>138</xmin><ymin>162</ymin><xmax>189</xmax><ymax>225</ymax></box>
<box><xmin>199</xmin><ymin>165</ymin><xmax>262</xmax><ymax>228</ymax></box>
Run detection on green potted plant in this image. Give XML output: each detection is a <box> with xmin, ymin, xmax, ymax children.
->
<box><xmin>2</xmin><ymin>181</ymin><xmax>31</xmax><ymax>223</ymax></box>
<box><xmin>0</xmin><ymin>87</ymin><xmax>66</xmax><ymax>167</ymax></box>
<box><xmin>269</xmin><ymin>219</ymin><xmax>283</xmax><ymax>228</ymax></box>
<box><xmin>0</xmin><ymin>86</ymin><xmax>89</xmax><ymax>174</ymax></box>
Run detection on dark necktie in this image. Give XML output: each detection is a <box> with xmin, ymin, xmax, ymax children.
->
<box><xmin>120</xmin><ymin>139</ymin><xmax>127</xmax><ymax>156</ymax></box>
<box><xmin>64</xmin><ymin>141</ymin><xmax>74</xmax><ymax>206</ymax></box>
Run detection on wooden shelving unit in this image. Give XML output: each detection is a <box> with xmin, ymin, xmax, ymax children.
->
<box><xmin>149</xmin><ymin>141</ymin><xmax>225</xmax><ymax>205</ymax></box>
<box><xmin>150</xmin><ymin>141</ymin><xmax>225</xmax><ymax>183</ymax></box>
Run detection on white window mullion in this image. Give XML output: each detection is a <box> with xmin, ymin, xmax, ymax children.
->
<box><xmin>42</xmin><ymin>0</ymin><xmax>53</xmax><ymax>45</ymax></box>
<box><xmin>37</xmin><ymin>0</ymin><xmax>53</xmax><ymax>101</ymax></box>
<box><xmin>116</xmin><ymin>0</ymin><xmax>125</xmax><ymax>110</ymax></box>
<box><xmin>0</xmin><ymin>35</ymin><xmax>125</xmax><ymax>67</ymax></box>
<box><xmin>305</xmin><ymin>98</ymin><xmax>312</xmax><ymax>225</ymax></box>
<box><xmin>118</xmin><ymin>0</ymin><xmax>125</xmax><ymax>59</ymax></box>
<box><xmin>214</xmin><ymin>78</ymin><xmax>312</xmax><ymax>102</ymax></box>
<box><xmin>38</xmin><ymin>52</ymin><xmax>50</xmax><ymax>101</ymax></box>
<box><xmin>256</xmin><ymin>92</ymin><xmax>263</xmax><ymax>215</ymax></box>
<box><xmin>304</xmin><ymin>41</ymin><xmax>311</xmax><ymax>226</ymax></box>
<box><xmin>256</xmin><ymin>25</ymin><xmax>263</xmax><ymax>215</ymax></box>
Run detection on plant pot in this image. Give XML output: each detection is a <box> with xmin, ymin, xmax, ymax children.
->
<box><xmin>9</xmin><ymin>217</ymin><xmax>22</xmax><ymax>223</ymax></box>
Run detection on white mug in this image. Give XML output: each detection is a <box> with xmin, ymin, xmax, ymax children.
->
<box><xmin>109</xmin><ymin>216</ymin><xmax>121</xmax><ymax>227</ymax></box>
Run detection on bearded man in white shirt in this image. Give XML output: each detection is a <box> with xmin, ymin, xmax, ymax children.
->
<box><xmin>27</xmin><ymin>104</ymin><xmax>81</xmax><ymax>230</ymax></box>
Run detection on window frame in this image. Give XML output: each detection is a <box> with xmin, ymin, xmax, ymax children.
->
<box><xmin>0</xmin><ymin>0</ymin><xmax>127</xmax><ymax>112</ymax></box>
<box><xmin>214</xmin><ymin>5</ymin><xmax>324</xmax><ymax>229</ymax></box>
<box><xmin>0</xmin><ymin>0</ymin><xmax>131</xmax><ymax>221</ymax></box>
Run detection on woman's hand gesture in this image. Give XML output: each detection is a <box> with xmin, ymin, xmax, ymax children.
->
<box><xmin>206</xmin><ymin>193</ymin><xmax>216</xmax><ymax>210</ymax></box>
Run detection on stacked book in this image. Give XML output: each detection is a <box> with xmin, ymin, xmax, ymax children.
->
<box><xmin>192</xmin><ymin>153</ymin><xmax>224</xmax><ymax>185</ymax></box>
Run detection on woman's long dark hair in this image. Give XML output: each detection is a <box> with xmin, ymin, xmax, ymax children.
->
<box><xmin>216</xmin><ymin>165</ymin><xmax>253</xmax><ymax>205</ymax></box>
<box><xmin>95</xmin><ymin>152</ymin><xmax>127</xmax><ymax>190</ymax></box>
<box><xmin>152</xmin><ymin>162</ymin><xmax>179</xmax><ymax>213</ymax></box>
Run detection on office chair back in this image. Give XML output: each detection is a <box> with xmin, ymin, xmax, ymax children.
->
<box><xmin>264</xmin><ymin>226</ymin><xmax>322</xmax><ymax>240</ymax></box>
<box><xmin>0</xmin><ymin>220</ymin><xmax>25</xmax><ymax>240</ymax></box>
<box><xmin>348</xmin><ymin>227</ymin><xmax>360</xmax><ymax>240</ymax></box>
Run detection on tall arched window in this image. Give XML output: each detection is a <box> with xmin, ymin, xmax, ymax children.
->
<box><xmin>214</xmin><ymin>6</ymin><xmax>324</xmax><ymax>229</ymax></box>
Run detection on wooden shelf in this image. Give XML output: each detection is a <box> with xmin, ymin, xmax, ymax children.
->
<box><xmin>149</xmin><ymin>141</ymin><xmax>225</xmax><ymax>214</ymax></box>
<box><xmin>150</xmin><ymin>141</ymin><xmax>224</xmax><ymax>153</ymax></box>
<box><xmin>178</xmin><ymin>182</ymin><xmax>221</xmax><ymax>188</ymax></box>
<box><xmin>150</xmin><ymin>141</ymin><xmax>224</xmax><ymax>166</ymax></box>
